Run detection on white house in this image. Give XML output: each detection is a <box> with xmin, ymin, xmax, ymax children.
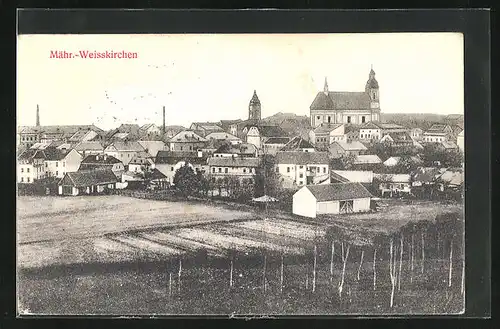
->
<box><xmin>205</xmin><ymin>131</ymin><xmax>242</xmax><ymax>145</ymax></box>
<box><xmin>17</xmin><ymin>149</ymin><xmax>46</xmax><ymax>183</ymax></box>
<box><xmin>292</xmin><ymin>182</ymin><xmax>372</xmax><ymax>218</ymax></box>
<box><xmin>330</xmin><ymin>170</ymin><xmax>374</xmax><ymax>183</ymax></box>
<box><xmin>43</xmin><ymin>147</ymin><xmax>83</xmax><ymax>179</ymax></box>
<box><xmin>208</xmin><ymin>156</ymin><xmax>260</xmax><ymax>184</ymax></box>
<box><xmin>359</xmin><ymin>122</ymin><xmax>407</xmax><ymax>142</ymax></box>
<box><xmin>104</xmin><ymin>141</ymin><xmax>146</xmax><ymax>165</ymax></box>
<box><xmin>308</xmin><ymin>123</ymin><xmax>345</xmax><ymax>150</ymax></box>
<box><xmin>137</xmin><ymin>140</ymin><xmax>166</xmax><ymax>157</ymax></box>
<box><xmin>275</xmin><ymin>151</ymin><xmax>330</xmax><ymax>188</ymax></box>
<box><xmin>58</xmin><ymin>170</ymin><xmax>117</xmax><ymax>196</ymax></box>
<box><xmin>128</xmin><ymin>151</ymin><xmax>155</xmax><ymax>173</ymax></box>
<box><xmin>155</xmin><ymin>151</ymin><xmax>209</xmax><ymax>185</ymax></box>
<box><xmin>422</xmin><ymin>124</ymin><xmax>455</xmax><ymax>143</ymax></box>
<box><xmin>374</xmin><ymin>173</ymin><xmax>412</xmax><ymax>197</ymax></box>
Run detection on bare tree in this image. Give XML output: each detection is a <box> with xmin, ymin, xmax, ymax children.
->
<box><xmin>357</xmin><ymin>249</ymin><xmax>364</xmax><ymax>281</ymax></box>
<box><xmin>338</xmin><ymin>243</ymin><xmax>350</xmax><ymax>299</ymax></box>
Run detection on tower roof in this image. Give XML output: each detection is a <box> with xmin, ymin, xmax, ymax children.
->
<box><xmin>249</xmin><ymin>90</ymin><xmax>261</xmax><ymax>105</ymax></box>
<box><xmin>366</xmin><ymin>67</ymin><xmax>379</xmax><ymax>89</ymax></box>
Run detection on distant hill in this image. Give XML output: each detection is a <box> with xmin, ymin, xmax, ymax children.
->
<box><xmin>381</xmin><ymin>113</ymin><xmax>463</xmax><ymax>130</ymax></box>
<box><xmin>262</xmin><ymin>112</ymin><xmax>311</xmax><ymax>139</ymax></box>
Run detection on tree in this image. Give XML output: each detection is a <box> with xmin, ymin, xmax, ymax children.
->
<box><xmin>366</xmin><ymin>142</ymin><xmax>393</xmax><ymax>162</ymax></box>
<box><xmin>255</xmin><ymin>154</ymin><xmax>281</xmax><ymax>198</ymax></box>
<box><xmin>173</xmin><ymin>163</ymin><xmax>200</xmax><ymax>197</ymax></box>
<box><xmin>340</xmin><ymin>153</ymin><xmax>357</xmax><ymax>170</ymax></box>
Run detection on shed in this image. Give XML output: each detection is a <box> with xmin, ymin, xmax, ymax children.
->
<box><xmin>292</xmin><ymin>182</ymin><xmax>372</xmax><ymax>218</ymax></box>
<box><xmin>58</xmin><ymin>169</ymin><xmax>118</xmax><ymax>196</ymax></box>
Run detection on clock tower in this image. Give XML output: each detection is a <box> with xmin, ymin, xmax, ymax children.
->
<box><xmin>248</xmin><ymin>90</ymin><xmax>262</xmax><ymax>121</ymax></box>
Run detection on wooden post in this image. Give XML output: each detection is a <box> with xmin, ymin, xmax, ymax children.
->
<box><xmin>280</xmin><ymin>254</ymin><xmax>284</xmax><ymax>293</ymax></box>
<box><xmin>312</xmin><ymin>245</ymin><xmax>317</xmax><ymax>292</ymax></box>
<box><xmin>461</xmin><ymin>255</ymin><xmax>465</xmax><ymax>295</ymax></box>
<box><xmin>338</xmin><ymin>244</ymin><xmax>350</xmax><ymax>298</ymax></box>
<box><xmin>263</xmin><ymin>254</ymin><xmax>267</xmax><ymax>293</ymax></box>
<box><xmin>421</xmin><ymin>232</ymin><xmax>425</xmax><ymax>274</ymax></box>
<box><xmin>411</xmin><ymin>234</ymin><xmax>415</xmax><ymax>284</ymax></box>
<box><xmin>305</xmin><ymin>273</ymin><xmax>309</xmax><ymax>290</ymax></box>
<box><xmin>448</xmin><ymin>240</ymin><xmax>453</xmax><ymax>288</ymax></box>
<box><xmin>389</xmin><ymin>239</ymin><xmax>396</xmax><ymax>308</ymax></box>
<box><xmin>398</xmin><ymin>234</ymin><xmax>403</xmax><ymax>291</ymax></box>
<box><xmin>357</xmin><ymin>250</ymin><xmax>364</xmax><ymax>281</ymax></box>
<box><xmin>373</xmin><ymin>248</ymin><xmax>377</xmax><ymax>291</ymax></box>
<box><xmin>230</xmin><ymin>257</ymin><xmax>234</xmax><ymax>288</ymax></box>
<box><xmin>178</xmin><ymin>258</ymin><xmax>182</xmax><ymax>293</ymax></box>
<box><xmin>169</xmin><ymin>273</ymin><xmax>172</xmax><ymax>297</ymax></box>
<box><xmin>330</xmin><ymin>240</ymin><xmax>335</xmax><ymax>282</ymax></box>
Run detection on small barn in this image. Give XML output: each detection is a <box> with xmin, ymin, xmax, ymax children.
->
<box><xmin>292</xmin><ymin>182</ymin><xmax>372</xmax><ymax>218</ymax></box>
<box><xmin>58</xmin><ymin>170</ymin><xmax>118</xmax><ymax>196</ymax></box>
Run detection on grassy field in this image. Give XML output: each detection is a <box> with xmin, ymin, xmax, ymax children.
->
<box><xmin>17</xmin><ymin>195</ymin><xmax>256</xmax><ymax>244</ymax></box>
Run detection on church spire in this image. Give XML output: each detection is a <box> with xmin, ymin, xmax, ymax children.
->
<box><xmin>323</xmin><ymin>77</ymin><xmax>329</xmax><ymax>95</ymax></box>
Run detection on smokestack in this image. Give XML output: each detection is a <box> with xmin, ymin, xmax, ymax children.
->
<box><xmin>162</xmin><ymin>106</ymin><xmax>166</xmax><ymax>135</ymax></box>
<box><xmin>36</xmin><ymin>104</ymin><xmax>40</xmax><ymax>127</ymax></box>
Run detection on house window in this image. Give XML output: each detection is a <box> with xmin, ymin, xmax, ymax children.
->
<box><xmin>276</xmin><ymin>167</ymin><xmax>279</xmax><ymax>173</ymax></box>
<box><xmin>212</xmin><ymin>168</ymin><xmax>215</xmax><ymax>173</ymax></box>
<box><xmin>347</xmin><ymin>116</ymin><xmax>351</xmax><ymax>123</ymax></box>
<box><xmin>21</xmin><ymin>168</ymin><xmax>24</xmax><ymax>173</ymax></box>
<box><xmin>56</xmin><ymin>171</ymin><xmax>58</xmax><ymax>176</ymax></box>
<box><xmin>26</xmin><ymin>168</ymin><xmax>30</xmax><ymax>173</ymax></box>
<box><xmin>299</xmin><ymin>165</ymin><xmax>304</xmax><ymax>169</ymax></box>
<box><xmin>299</xmin><ymin>173</ymin><xmax>303</xmax><ymax>178</ymax></box>
<box><xmin>323</xmin><ymin>167</ymin><xmax>326</xmax><ymax>173</ymax></box>
<box><xmin>128</xmin><ymin>154</ymin><xmax>130</xmax><ymax>158</ymax></box>
<box><xmin>327</xmin><ymin>116</ymin><xmax>331</xmax><ymax>123</ymax></box>
<box><xmin>218</xmin><ymin>168</ymin><xmax>222</xmax><ymax>173</ymax></box>
<box><xmin>21</xmin><ymin>177</ymin><xmax>23</xmax><ymax>182</ymax></box>
<box><xmin>27</xmin><ymin>177</ymin><xmax>30</xmax><ymax>182</ymax></box>
<box><xmin>317</xmin><ymin>116</ymin><xmax>320</xmax><ymax>120</ymax></box>
<box><xmin>225</xmin><ymin>168</ymin><xmax>228</xmax><ymax>173</ymax></box>
<box><xmin>56</xmin><ymin>162</ymin><xmax>59</xmax><ymax>167</ymax></box>
<box><xmin>63</xmin><ymin>162</ymin><xmax>66</xmax><ymax>167</ymax></box>
<box><xmin>243</xmin><ymin>168</ymin><xmax>247</xmax><ymax>173</ymax></box>
<box><xmin>180</xmin><ymin>146</ymin><xmax>183</xmax><ymax>151</ymax></box>
<box><xmin>298</xmin><ymin>181</ymin><xmax>303</xmax><ymax>185</ymax></box>
<box><xmin>362</xmin><ymin>116</ymin><xmax>366</xmax><ymax>123</ymax></box>
<box><xmin>287</xmin><ymin>167</ymin><xmax>290</xmax><ymax>173</ymax></box>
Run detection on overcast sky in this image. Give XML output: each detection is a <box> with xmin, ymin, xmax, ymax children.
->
<box><xmin>17</xmin><ymin>33</ymin><xmax>463</xmax><ymax>130</ymax></box>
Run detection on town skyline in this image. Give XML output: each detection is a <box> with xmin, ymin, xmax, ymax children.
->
<box><xmin>18</xmin><ymin>33</ymin><xmax>464</xmax><ymax>130</ymax></box>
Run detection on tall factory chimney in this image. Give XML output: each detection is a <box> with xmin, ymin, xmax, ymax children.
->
<box><xmin>36</xmin><ymin>104</ymin><xmax>40</xmax><ymax>127</ymax></box>
<box><xmin>162</xmin><ymin>106</ymin><xmax>166</xmax><ymax>135</ymax></box>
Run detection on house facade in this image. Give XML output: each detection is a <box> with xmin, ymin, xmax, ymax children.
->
<box><xmin>292</xmin><ymin>182</ymin><xmax>372</xmax><ymax>218</ymax></box>
<box><xmin>42</xmin><ymin>148</ymin><xmax>83</xmax><ymax>179</ymax></box>
<box><xmin>328</xmin><ymin>141</ymin><xmax>367</xmax><ymax>159</ymax></box>
<box><xmin>359</xmin><ymin>122</ymin><xmax>407</xmax><ymax>142</ymax></box>
<box><xmin>155</xmin><ymin>151</ymin><xmax>209</xmax><ymax>185</ymax></box>
<box><xmin>244</xmin><ymin>124</ymin><xmax>287</xmax><ymax>150</ymax></box>
<box><xmin>17</xmin><ymin>149</ymin><xmax>46</xmax><ymax>183</ymax></box>
<box><xmin>167</xmin><ymin>130</ymin><xmax>207</xmax><ymax>153</ymax></box>
<box><xmin>79</xmin><ymin>154</ymin><xmax>125</xmax><ymax>178</ymax></box>
<box><xmin>423</xmin><ymin>124</ymin><xmax>455</xmax><ymax>143</ymax></box>
<box><xmin>374</xmin><ymin>173</ymin><xmax>412</xmax><ymax>197</ymax></box>
<box><xmin>275</xmin><ymin>151</ymin><xmax>330</xmax><ymax>188</ymax></box>
<box><xmin>104</xmin><ymin>141</ymin><xmax>146</xmax><ymax>166</ymax></box>
<box><xmin>58</xmin><ymin>170</ymin><xmax>117</xmax><ymax>196</ymax></box>
<box><xmin>456</xmin><ymin>130</ymin><xmax>464</xmax><ymax>154</ymax></box>
<box><xmin>207</xmin><ymin>157</ymin><xmax>260</xmax><ymax>184</ymax></box>
<box><xmin>309</xmin><ymin>123</ymin><xmax>345</xmax><ymax>150</ymax></box>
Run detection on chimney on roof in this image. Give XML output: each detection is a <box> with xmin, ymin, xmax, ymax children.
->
<box><xmin>36</xmin><ymin>104</ymin><xmax>40</xmax><ymax>127</ymax></box>
<box><xmin>162</xmin><ymin>106</ymin><xmax>166</xmax><ymax>135</ymax></box>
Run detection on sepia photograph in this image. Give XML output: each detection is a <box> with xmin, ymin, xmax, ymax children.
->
<box><xmin>17</xmin><ymin>32</ymin><xmax>465</xmax><ymax>316</ymax></box>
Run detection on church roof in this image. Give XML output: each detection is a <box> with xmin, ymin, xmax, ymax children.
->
<box><xmin>310</xmin><ymin>91</ymin><xmax>371</xmax><ymax>111</ymax></box>
<box><xmin>249</xmin><ymin>90</ymin><xmax>261</xmax><ymax>105</ymax></box>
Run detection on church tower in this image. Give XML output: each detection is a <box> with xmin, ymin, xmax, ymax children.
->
<box><xmin>248</xmin><ymin>90</ymin><xmax>261</xmax><ymax>121</ymax></box>
<box><xmin>323</xmin><ymin>77</ymin><xmax>329</xmax><ymax>95</ymax></box>
<box><xmin>365</xmin><ymin>66</ymin><xmax>380</xmax><ymax>121</ymax></box>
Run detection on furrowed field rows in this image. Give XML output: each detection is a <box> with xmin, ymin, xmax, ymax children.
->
<box><xmin>172</xmin><ymin>228</ymin><xmax>305</xmax><ymax>254</ymax></box>
<box><xmin>110</xmin><ymin>235</ymin><xmax>184</xmax><ymax>256</ymax></box>
<box><xmin>231</xmin><ymin>219</ymin><xmax>327</xmax><ymax>240</ymax></box>
<box><xmin>139</xmin><ymin>232</ymin><xmax>225</xmax><ymax>257</ymax></box>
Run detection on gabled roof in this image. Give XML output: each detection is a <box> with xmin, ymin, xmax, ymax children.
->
<box><xmin>331</xmin><ymin>170</ymin><xmax>374</xmax><ymax>183</ymax></box>
<box><xmin>331</xmin><ymin>140</ymin><xmax>367</xmax><ymax>151</ymax></box>
<box><xmin>426</xmin><ymin>124</ymin><xmax>452</xmax><ymax>133</ymax></box>
<box><xmin>311</xmin><ymin>92</ymin><xmax>371</xmax><ymax>111</ymax></box>
<box><xmin>74</xmin><ymin>141</ymin><xmax>104</xmax><ymax>151</ymax></box>
<box><xmin>360</xmin><ymin>122</ymin><xmax>405</xmax><ymax>130</ymax></box>
<box><xmin>81</xmin><ymin>154</ymin><xmax>122</xmax><ymax>165</ymax></box>
<box><xmin>436</xmin><ymin>169</ymin><xmax>464</xmax><ymax>186</ymax></box>
<box><xmin>353</xmin><ymin>154</ymin><xmax>382</xmax><ymax>164</ymax></box>
<box><xmin>155</xmin><ymin>151</ymin><xmax>208</xmax><ymax>165</ymax></box>
<box><xmin>105</xmin><ymin>141</ymin><xmax>145</xmax><ymax>152</ymax></box>
<box><xmin>129</xmin><ymin>151</ymin><xmax>154</xmax><ymax>165</ymax></box>
<box><xmin>374</xmin><ymin>173</ymin><xmax>411</xmax><ymax>183</ymax></box>
<box><xmin>313</xmin><ymin>123</ymin><xmax>344</xmax><ymax>134</ymax></box>
<box><xmin>205</xmin><ymin>132</ymin><xmax>241</xmax><ymax>140</ymax></box>
<box><xmin>305</xmin><ymin>182</ymin><xmax>373</xmax><ymax>202</ymax></box>
<box><xmin>41</xmin><ymin>147</ymin><xmax>75</xmax><ymax>161</ymax></box>
<box><xmin>207</xmin><ymin>157</ymin><xmax>260</xmax><ymax>168</ymax></box>
<box><xmin>246</xmin><ymin>124</ymin><xmax>287</xmax><ymax>138</ymax></box>
<box><xmin>169</xmin><ymin>130</ymin><xmax>207</xmax><ymax>143</ymax></box>
<box><xmin>275</xmin><ymin>151</ymin><xmax>329</xmax><ymax>165</ymax></box>
<box><xmin>214</xmin><ymin>142</ymin><xmax>257</xmax><ymax>155</ymax></box>
<box><xmin>329</xmin><ymin>171</ymin><xmax>351</xmax><ymax>183</ymax></box>
<box><xmin>190</xmin><ymin>122</ymin><xmax>224</xmax><ymax>131</ymax></box>
<box><xmin>382</xmin><ymin>131</ymin><xmax>413</xmax><ymax>143</ymax></box>
<box><xmin>264</xmin><ymin>137</ymin><xmax>290</xmax><ymax>145</ymax></box>
<box><xmin>411</xmin><ymin>167</ymin><xmax>447</xmax><ymax>183</ymax></box>
<box><xmin>59</xmin><ymin>170</ymin><xmax>117</xmax><ymax>187</ymax></box>
<box><xmin>281</xmin><ymin>136</ymin><xmax>315</xmax><ymax>151</ymax></box>
<box><xmin>19</xmin><ymin>125</ymin><xmax>103</xmax><ymax>135</ymax></box>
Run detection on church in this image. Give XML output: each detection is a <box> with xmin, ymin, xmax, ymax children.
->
<box><xmin>310</xmin><ymin>67</ymin><xmax>381</xmax><ymax>127</ymax></box>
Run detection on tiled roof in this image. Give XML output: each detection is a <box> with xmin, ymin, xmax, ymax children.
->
<box><xmin>353</xmin><ymin>155</ymin><xmax>382</xmax><ymax>164</ymax></box>
<box><xmin>81</xmin><ymin>154</ymin><xmax>122</xmax><ymax>165</ymax></box>
<box><xmin>42</xmin><ymin>147</ymin><xmax>73</xmax><ymax>161</ymax></box>
<box><xmin>149</xmin><ymin>168</ymin><xmax>168</xmax><ymax>180</ymax></box>
<box><xmin>191</xmin><ymin>122</ymin><xmax>224</xmax><ymax>131</ymax></box>
<box><xmin>411</xmin><ymin>167</ymin><xmax>446</xmax><ymax>183</ymax></box>
<box><xmin>332</xmin><ymin>141</ymin><xmax>367</xmax><ymax>151</ymax></box>
<box><xmin>329</xmin><ymin>171</ymin><xmax>351</xmax><ymax>183</ymax></box>
<box><xmin>281</xmin><ymin>136</ymin><xmax>315</xmax><ymax>151</ymax></box>
<box><xmin>305</xmin><ymin>182</ymin><xmax>373</xmax><ymax>202</ymax></box>
<box><xmin>74</xmin><ymin>141</ymin><xmax>104</xmax><ymax>151</ymax></box>
<box><xmin>205</xmin><ymin>132</ymin><xmax>241</xmax><ymax>140</ymax></box>
<box><xmin>169</xmin><ymin>130</ymin><xmax>207</xmax><ymax>143</ymax></box>
<box><xmin>313</xmin><ymin>123</ymin><xmax>344</xmax><ymax>134</ymax></box>
<box><xmin>374</xmin><ymin>173</ymin><xmax>411</xmax><ymax>183</ymax></box>
<box><xmin>208</xmin><ymin>157</ymin><xmax>260</xmax><ymax>167</ymax></box>
<box><xmin>441</xmin><ymin>141</ymin><xmax>458</xmax><ymax>149</ymax></box>
<box><xmin>106</xmin><ymin>141</ymin><xmax>145</xmax><ymax>152</ymax></box>
<box><xmin>311</xmin><ymin>92</ymin><xmax>371</xmax><ymax>111</ymax></box>
<box><xmin>250</xmin><ymin>125</ymin><xmax>287</xmax><ymax>138</ymax></box>
<box><xmin>155</xmin><ymin>151</ymin><xmax>208</xmax><ymax>165</ymax></box>
<box><xmin>360</xmin><ymin>122</ymin><xmax>405</xmax><ymax>130</ymax></box>
<box><xmin>331</xmin><ymin>170</ymin><xmax>374</xmax><ymax>183</ymax></box>
<box><xmin>437</xmin><ymin>169</ymin><xmax>464</xmax><ymax>186</ymax></box>
<box><xmin>59</xmin><ymin>169</ymin><xmax>117</xmax><ymax>187</ymax></box>
<box><xmin>275</xmin><ymin>151</ymin><xmax>329</xmax><ymax>165</ymax></box>
<box><xmin>214</xmin><ymin>142</ymin><xmax>257</xmax><ymax>155</ymax></box>
<box><xmin>384</xmin><ymin>131</ymin><xmax>413</xmax><ymax>142</ymax></box>
<box><xmin>18</xmin><ymin>149</ymin><xmax>39</xmax><ymax>160</ymax></box>
<box><xmin>19</xmin><ymin>125</ymin><xmax>103</xmax><ymax>135</ymax></box>
<box><xmin>426</xmin><ymin>124</ymin><xmax>451</xmax><ymax>133</ymax></box>
<box><xmin>264</xmin><ymin>137</ymin><xmax>290</xmax><ymax>145</ymax></box>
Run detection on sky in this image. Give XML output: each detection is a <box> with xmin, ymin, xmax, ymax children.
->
<box><xmin>17</xmin><ymin>33</ymin><xmax>464</xmax><ymax>130</ymax></box>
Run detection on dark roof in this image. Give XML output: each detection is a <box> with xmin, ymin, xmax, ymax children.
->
<box><xmin>313</xmin><ymin>123</ymin><xmax>344</xmax><ymax>134</ymax></box>
<box><xmin>41</xmin><ymin>147</ymin><xmax>73</xmax><ymax>161</ymax></box>
<box><xmin>384</xmin><ymin>131</ymin><xmax>413</xmax><ymax>143</ymax></box>
<box><xmin>281</xmin><ymin>136</ymin><xmax>315</xmax><ymax>151</ymax></box>
<box><xmin>208</xmin><ymin>157</ymin><xmax>260</xmax><ymax>167</ymax></box>
<box><xmin>255</xmin><ymin>125</ymin><xmax>287</xmax><ymax>138</ymax></box>
<box><xmin>249</xmin><ymin>90</ymin><xmax>260</xmax><ymax>105</ymax></box>
<box><xmin>149</xmin><ymin>168</ymin><xmax>168</xmax><ymax>180</ymax></box>
<box><xmin>81</xmin><ymin>154</ymin><xmax>121</xmax><ymax>164</ymax></box>
<box><xmin>105</xmin><ymin>141</ymin><xmax>145</xmax><ymax>152</ymax></box>
<box><xmin>305</xmin><ymin>182</ymin><xmax>373</xmax><ymax>202</ymax></box>
<box><xmin>155</xmin><ymin>151</ymin><xmax>208</xmax><ymax>165</ymax></box>
<box><xmin>18</xmin><ymin>149</ymin><xmax>39</xmax><ymax>160</ymax></box>
<box><xmin>214</xmin><ymin>142</ymin><xmax>257</xmax><ymax>155</ymax></box>
<box><xmin>59</xmin><ymin>170</ymin><xmax>117</xmax><ymax>187</ymax></box>
<box><xmin>411</xmin><ymin>167</ymin><xmax>446</xmax><ymax>183</ymax></box>
<box><xmin>74</xmin><ymin>141</ymin><xmax>104</xmax><ymax>151</ymax></box>
<box><xmin>365</xmin><ymin>77</ymin><xmax>379</xmax><ymax>89</ymax></box>
<box><xmin>19</xmin><ymin>125</ymin><xmax>103</xmax><ymax>135</ymax></box>
<box><xmin>426</xmin><ymin>124</ymin><xmax>452</xmax><ymax>133</ymax></box>
<box><xmin>275</xmin><ymin>151</ymin><xmax>329</xmax><ymax>165</ymax></box>
<box><xmin>329</xmin><ymin>171</ymin><xmax>351</xmax><ymax>183</ymax></box>
<box><xmin>264</xmin><ymin>137</ymin><xmax>290</xmax><ymax>145</ymax></box>
<box><xmin>311</xmin><ymin>92</ymin><xmax>371</xmax><ymax>111</ymax></box>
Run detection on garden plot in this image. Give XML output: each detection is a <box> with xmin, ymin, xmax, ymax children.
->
<box><xmin>18</xmin><ymin>242</ymin><xmax>62</xmax><ymax>269</ymax></box>
<box><xmin>139</xmin><ymin>232</ymin><xmax>225</xmax><ymax>257</ymax></box>
<box><xmin>172</xmin><ymin>228</ymin><xmax>305</xmax><ymax>255</ymax></box>
<box><xmin>231</xmin><ymin>219</ymin><xmax>326</xmax><ymax>241</ymax></box>
<box><xmin>93</xmin><ymin>237</ymin><xmax>142</xmax><ymax>263</ymax></box>
<box><xmin>110</xmin><ymin>235</ymin><xmax>183</xmax><ymax>257</ymax></box>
